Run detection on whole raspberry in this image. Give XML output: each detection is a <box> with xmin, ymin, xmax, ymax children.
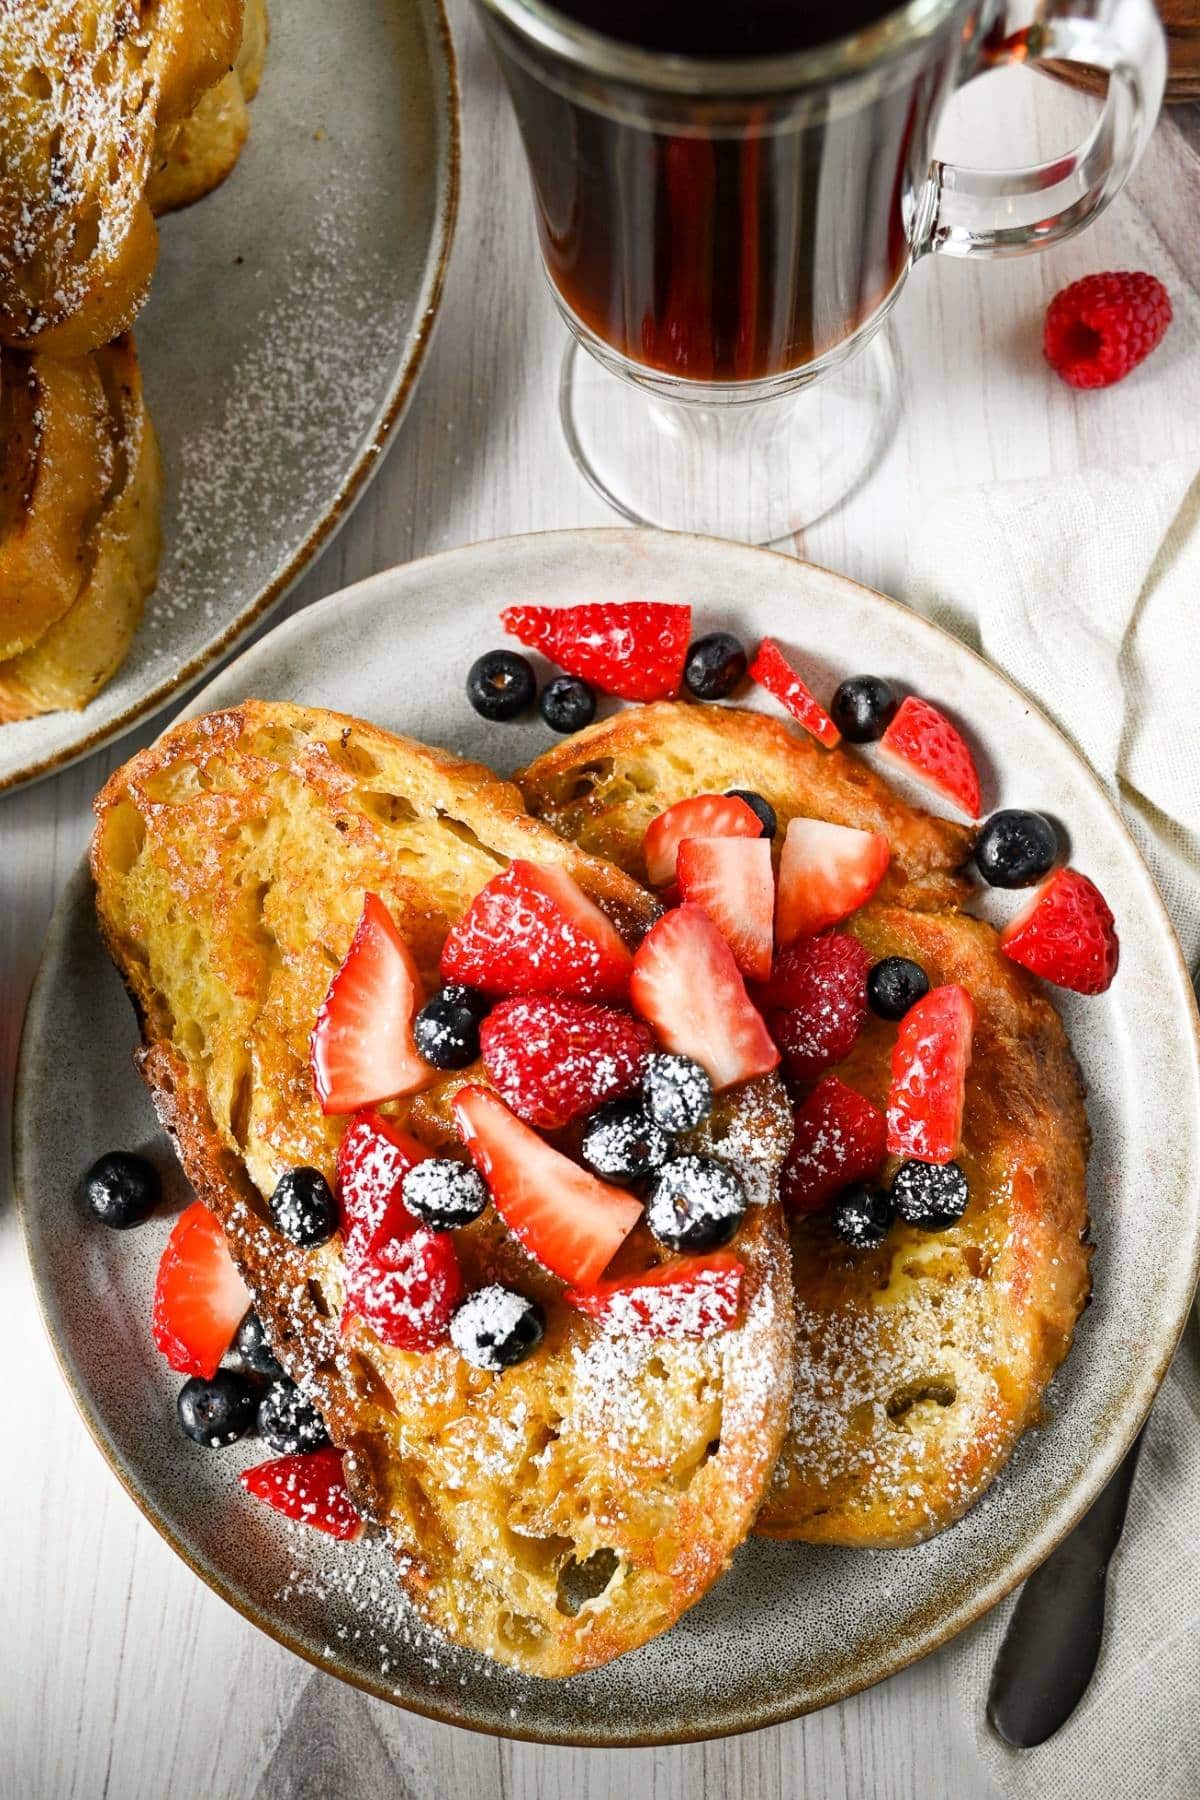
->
<box><xmin>1044</xmin><ymin>271</ymin><xmax>1171</xmax><ymax>389</ymax></box>
<box><xmin>754</xmin><ymin>932</ymin><xmax>871</xmax><ymax>1088</ymax></box>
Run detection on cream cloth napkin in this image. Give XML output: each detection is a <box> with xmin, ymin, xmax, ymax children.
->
<box><xmin>905</xmin><ymin>458</ymin><xmax>1200</xmax><ymax>1800</ymax></box>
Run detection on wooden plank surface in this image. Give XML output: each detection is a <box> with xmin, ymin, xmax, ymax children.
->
<box><xmin>3</xmin><ymin>6</ymin><xmax>1198</xmax><ymax>1794</ymax></box>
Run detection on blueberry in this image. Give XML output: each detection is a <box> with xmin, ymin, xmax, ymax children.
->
<box><xmin>450</xmin><ymin>1285</ymin><xmax>545</xmax><ymax>1371</ymax></box>
<box><xmin>642</xmin><ymin>1054</ymin><xmax>713</xmax><ymax>1135</ymax></box>
<box><xmin>725</xmin><ymin>789</ymin><xmax>777</xmax><ymax>839</ymax></box>
<box><xmin>830</xmin><ymin>675</ymin><xmax>898</xmax><ymax>744</ymax></box>
<box><xmin>891</xmin><ymin>1159</ymin><xmax>970</xmax><ymax>1231</ymax></box>
<box><xmin>80</xmin><ymin>1151</ymin><xmax>160</xmax><ymax>1229</ymax></box>
<box><xmin>414</xmin><ymin>988</ymin><xmax>483</xmax><ymax>1070</ymax></box>
<box><xmin>831</xmin><ymin>1183</ymin><xmax>894</xmax><ymax>1250</ymax></box>
<box><xmin>234</xmin><ymin>1309</ymin><xmax>286</xmax><ymax>1380</ymax></box>
<box><xmin>256</xmin><ymin>1376</ymin><xmax>329</xmax><ymax>1454</ymax></box>
<box><xmin>539</xmin><ymin>675</ymin><xmax>596</xmax><ymax>734</ymax></box>
<box><xmin>581</xmin><ymin>1099</ymin><xmax>673</xmax><ymax>1180</ymax></box>
<box><xmin>402</xmin><ymin>1158</ymin><xmax>489</xmax><ymax>1230</ymax></box>
<box><xmin>646</xmin><ymin>1154</ymin><xmax>746</xmax><ymax>1252</ymax></box>
<box><xmin>867</xmin><ymin>956</ymin><xmax>930</xmax><ymax>1021</ymax></box>
<box><xmin>177</xmin><ymin>1372</ymin><xmax>258</xmax><ymax>1448</ymax></box>
<box><xmin>974</xmin><ymin>810</ymin><xmax>1058</xmax><ymax>889</ymax></box>
<box><xmin>269</xmin><ymin>1167</ymin><xmax>337</xmax><ymax>1247</ymax></box>
<box><xmin>467</xmin><ymin>650</ymin><xmax>537</xmax><ymax>722</ymax></box>
<box><xmin>684</xmin><ymin>632</ymin><xmax>747</xmax><ymax>701</ymax></box>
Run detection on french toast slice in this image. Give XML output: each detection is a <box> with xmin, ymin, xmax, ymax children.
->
<box><xmin>0</xmin><ymin>334</ymin><xmax>163</xmax><ymax>721</ymax></box>
<box><xmin>149</xmin><ymin>0</ymin><xmax>269</xmax><ymax>216</ymax></box>
<box><xmin>92</xmin><ymin>702</ymin><xmax>795</xmax><ymax>1675</ymax></box>
<box><xmin>518</xmin><ymin>703</ymin><xmax>1091</xmax><ymax>1548</ymax></box>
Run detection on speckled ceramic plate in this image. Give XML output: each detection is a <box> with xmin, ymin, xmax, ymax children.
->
<box><xmin>0</xmin><ymin>0</ymin><xmax>458</xmax><ymax>794</ymax></box>
<box><xmin>16</xmin><ymin>529</ymin><xmax>1200</xmax><ymax>1745</ymax></box>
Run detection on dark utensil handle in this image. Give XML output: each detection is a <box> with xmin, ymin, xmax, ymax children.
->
<box><xmin>987</xmin><ymin>1428</ymin><xmax>1147</xmax><ymax>1748</ymax></box>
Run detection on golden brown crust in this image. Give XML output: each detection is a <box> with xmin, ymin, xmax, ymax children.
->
<box><xmin>149</xmin><ymin>0</ymin><xmax>269</xmax><ymax>216</ymax></box>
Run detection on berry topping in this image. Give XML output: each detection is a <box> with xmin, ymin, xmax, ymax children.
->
<box><xmin>580</xmin><ymin>1098</ymin><xmax>673</xmax><ymax>1180</ymax></box>
<box><xmin>830</xmin><ymin>674</ymin><xmax>898</xmax><ymax>744</ymax></box>
<box><xmin>974</xmin><ymin>809</ymin><xmax>1059</xmax><ymax>889</ymax></box>
<box><xmin>501</xmin><ymin>601</ymin><xmax>691</xmax><ymax>701</ymax></box>
<box><xmin>725</xmin><ymin>788</ymin><xmax>777</xmax><ymax>838</ymax></box>
<box><xmin>81</xmin><ymin>1150</ymin><xmax>160</xmax><ymax>1229</ymax></box>
<box><xmin>413</xmin><ymin>986</ymin><xmax>486</xmax><ymax>1071</ymax></box>
<box><xmin>177</xmin><ymin>1371</ymin><xmax>258</xmax><ymax>1448</ymax></box>
<box><xmin>269</xmin><ymin>1166</ymin><xmax>338</xmax><ymax>1248</ymax></box>
<box><xmin>343</xmin><ymin>1227</ymin><xmax>463</xmax><ymax>1352</ymax></box>
<box><xmin>336</xmin><ymin>1110</ymin><xmax>428</xmax><ymax>1266</ymax></box>
<box><xmin>152</xmin><ymin>1201</ymin><xmax>250</xmax><ymax>1381</ymax></box>
<box><xmin>891</xmin><ymin>1158</ymin><xmax>970</xmax><ymax>1231</ymax></box>
<box><xmin>234</xmin><ymin>1309</ymin><xmax>285</xmax><ymax>1380</ymax></box>
<box><xmin>1044</xmin><ymin>271</ymin><xmax>1171</xmax><ymax>390</ymax></box>
<box><xmin>684</xmin><ymin>630</ymin><xmax>748</xmax><ymax>700</ymax></box>
<box><xmin>643</xmin><ymin>791</ymin><xmax>763</xmax><ymax>887</ymax></box>
<box><xmin>239</xmin><ymin>1446</ymin><xmax>363</xmax><ymax>1541</ymax></box>
<box><xmin>886</xmin><ymin>984</ymin><xmax>976</xmax><ymax>1165</ymax></box>
<box><xmin>630</xmin><ymin>905</ymin><xmax>779</xmax><ymax>1092</ymax></box>
<box><xmin>480</xmin><ymin>995</ymin><xmax>653</xmax><ymax>1129</ymax></box>
<box><xmin>748</xmin><ymin>639</ymin><xmax>841</xmax><ymax>748</ymax></box>
<box><xmin>565</xmin><ymin>1252</ymin><xmax>744</xmax><ymax>1340</ymax></box>
<box><xmin>454</xmin><ymin>1085</ymin><xmax>643</xmax><ymax>1284</ymax></box>
<box><xmin>758</xmin><ymin>932</ymin><xmax>871</xmax><ymax>1085</ymax></box>
<box><xmin>1000</xmin><ymin>866</ymin><xmax>1119</xmax><ymax>995</ymax></box>
<box><xmin>402</xmin><ymin>1158</ymin><xmax>489</xmax><ymax>1231</ymax></box>
<box><xmin>540</xmin><ymin>675</ymin><xmax>597</xmax><ymax>733</ymax></box>
<box><xmin>879</xmin><ymin>695</ymin><xmax>982</xmax><ymax>819</ymax></box>
<box><xmin>775</xmin><ymin>817</ymin><xmax>890</xmax><ymax>944</ymax></box>
<box><xmin>641</xmin><ymin>1052</ymin><xmax>713</xmax><ymax>1134</ymax></box>
<box><xmin>831</xmin><ymin>1183</ymin><xmax>894</xmax><ymax>1250</ymax></box>
<box><xmin>450</xmin><ymin>1285</ymin><xmax>545</xmax><ymax>1371</ymax></box>
<box><xmin>466</xmin><ymin>649</ymin><xmax>537</xmax><ymax>722</ymax></box>
<box><xmin>441</xmin><ymin>860</ymin><xmax>633</xmax><ymax>1003</ymax></box>
<box><xmin>780</xmin><ymin>1076</ymin><xmax>887</xmax><ymax>1214</ymax></box>
<box><xmin>866</xmin><ymin>955</ymin><xmax>930</xmax><ymax>1021</ymax></box>
<box><xmin>311</xmin><ymin>892</ymin><xmax>429</xmax><ymax>1114</ymax></box>
<box><xmin>646</xmin><ymin>1154</ymin><xmax>747</xmax><ymax>1252</ymax></box>
<box><xmin>676</xmin><ymin>834</ymin><xmax>774</xmax><ymax>982</ymax></box>
<box><xmin>257</xmin><ymin>1377</ymin><xmax>330</xmax><ymax>1455</ymax></box>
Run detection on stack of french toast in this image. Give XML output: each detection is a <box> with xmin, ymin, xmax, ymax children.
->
<box><xmin>89</xmin><ymin>603</ymin><xmax>1110</xmax><ymax>1679</ymax></box>
<box><xmin>0</xmin><ymin>0</ymin><xmax>268</xmax><ymax>721</ymax></box>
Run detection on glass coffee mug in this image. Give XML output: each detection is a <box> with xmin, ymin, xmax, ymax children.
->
<box><xmin>473</xmin><ymin>0</ymin><xmax>1166</xmax><ymax>541</ymax></box>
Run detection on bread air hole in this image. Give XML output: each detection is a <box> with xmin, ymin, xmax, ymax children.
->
<box><xmin>556</xmin><ymin>1548</ymin><xmax>621</xmax><ymax>1617</ymax></box>
<box><xmin>886</xmin><ymin>1381</ymin><xmax>957</xmax><ymax>1424</ymax></box>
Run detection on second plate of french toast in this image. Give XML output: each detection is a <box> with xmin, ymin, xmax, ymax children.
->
<box><xmin>17</xmin><ymin>528</ymin><xmax>1200</xmax><ymax>1742</ymax></box>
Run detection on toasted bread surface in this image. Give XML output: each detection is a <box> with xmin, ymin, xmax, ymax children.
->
<box><xmin>92</xmin><ymin>702</ymin><xmax>795</xmax><ymax>1675</ymax></box>
<box><xmin>149</xmin><ymin>0</ymin><xmax>269</xmax><ymax>216</ymax></box>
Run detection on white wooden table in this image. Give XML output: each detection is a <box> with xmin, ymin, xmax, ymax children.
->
<box><xmin>5</xmin><ymin>9</ymin><xmax>1199</xmax><ymax>1794</ymax></box>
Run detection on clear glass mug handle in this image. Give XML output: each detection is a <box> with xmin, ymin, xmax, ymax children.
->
<box><xmin>916</xmin><ymin>0</ymin><xmax>1167</xmax><ymax>258</ymax></box>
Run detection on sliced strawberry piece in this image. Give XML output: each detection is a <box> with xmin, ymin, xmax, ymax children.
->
<box><xmin>748</xmin><ymin>639</ymin><xmax>841</xmax><ymax>748</ymax></box>
<box><xmin>480</xmin><ymin>996</ymin><xmax>653</xmax><ymax>1129</ymax></box>
<box><xmin>152</xmin><ymin>1200</ymin><xmax>251</xmax><ymax>1380</ymax></box>
<box><xmin>886</xmin><ymin>983</ymin><xmax>976</xmax><ymax>1165</ymax></box>
<box><xmin>643</xmin><ymin>792</ymin><xmax>763</xmax><ymax>887</ymax></box>
<box><xmin>676</xmin><ymin>836</ymin><xmax>774</xmax><ymax>983</ymax></box>
<box><xmin>501</xmin><ymin>601</ymin><xmax>691</xmax><ymax>701</ymax></box>
<box><xmin>758</xmin><ymin>932</ymin><xmax>871</xmax><ymax>1084</ymax></box>
<box><xmin>629</xmin><ymin>904</ymin><xmax>779</xmax><ymax>1091</ymax></box>
<box><xmin>343</xmin><ymin>1226</ymin><xmax>463</xmax><ymax>1351</ymax></box>
<box><xmin>311</xmin><ymin>893</ymin><xmax>429</xmax><ymax>1115</ymax></box>
<box><xmin>565</xmin><ymin>1252</ymin><xmax>744</xmax><ymax>1339</ymax></box>
<box><xmin>781</xmin><ymin>1076</ymin><xmax>887</xmax><ymax>1214</ymax></box>
<box><xmin>454</xmin><ymin>1085</ymin><xmax>642</xmax><ymax>1285</ymax></box>
<box><xmin>1000</xmin><ymin>866</ymin><xmax>1119</xmax><ymax>995</ymax></box>
<box><xmin>440</xmin><ymin>860</ymin><xmax>632</xmax><ymax>1003</ymax></box>
<box><xmin>879</xmin><ymin>695</ymin><xmax>982</xmax><ymax>819</ymax></box>
<box><xmin>336</xmin><ymin>1110</ymin><xmax>429</xmax><ymax>1266</ymax></box>
<box><xmin>776</xmin><ymin>817</ymin><xmax>890</xmax><ymax>944</ymax></box>
<box><xmin>239</xmin><ymin>1446</ymin><xmax>363</xmax><ymax>1541</ymax></box>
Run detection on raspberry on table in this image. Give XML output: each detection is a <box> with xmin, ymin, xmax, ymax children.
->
<box><xmin>1043</xmin><ymin>271</ymin><xmax>1171</xmax><ymax>390</ymax></box>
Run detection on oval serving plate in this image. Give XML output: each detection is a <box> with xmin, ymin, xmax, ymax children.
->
<box><xmin>0</xmin><ymin>0</ymin><xmax>458</xmax><ymax>794</ymax></box>
<box><xmin>16</xmin><ymin>528</ymin><xmax>1200</xmax><ymax>1745</ymax></box>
